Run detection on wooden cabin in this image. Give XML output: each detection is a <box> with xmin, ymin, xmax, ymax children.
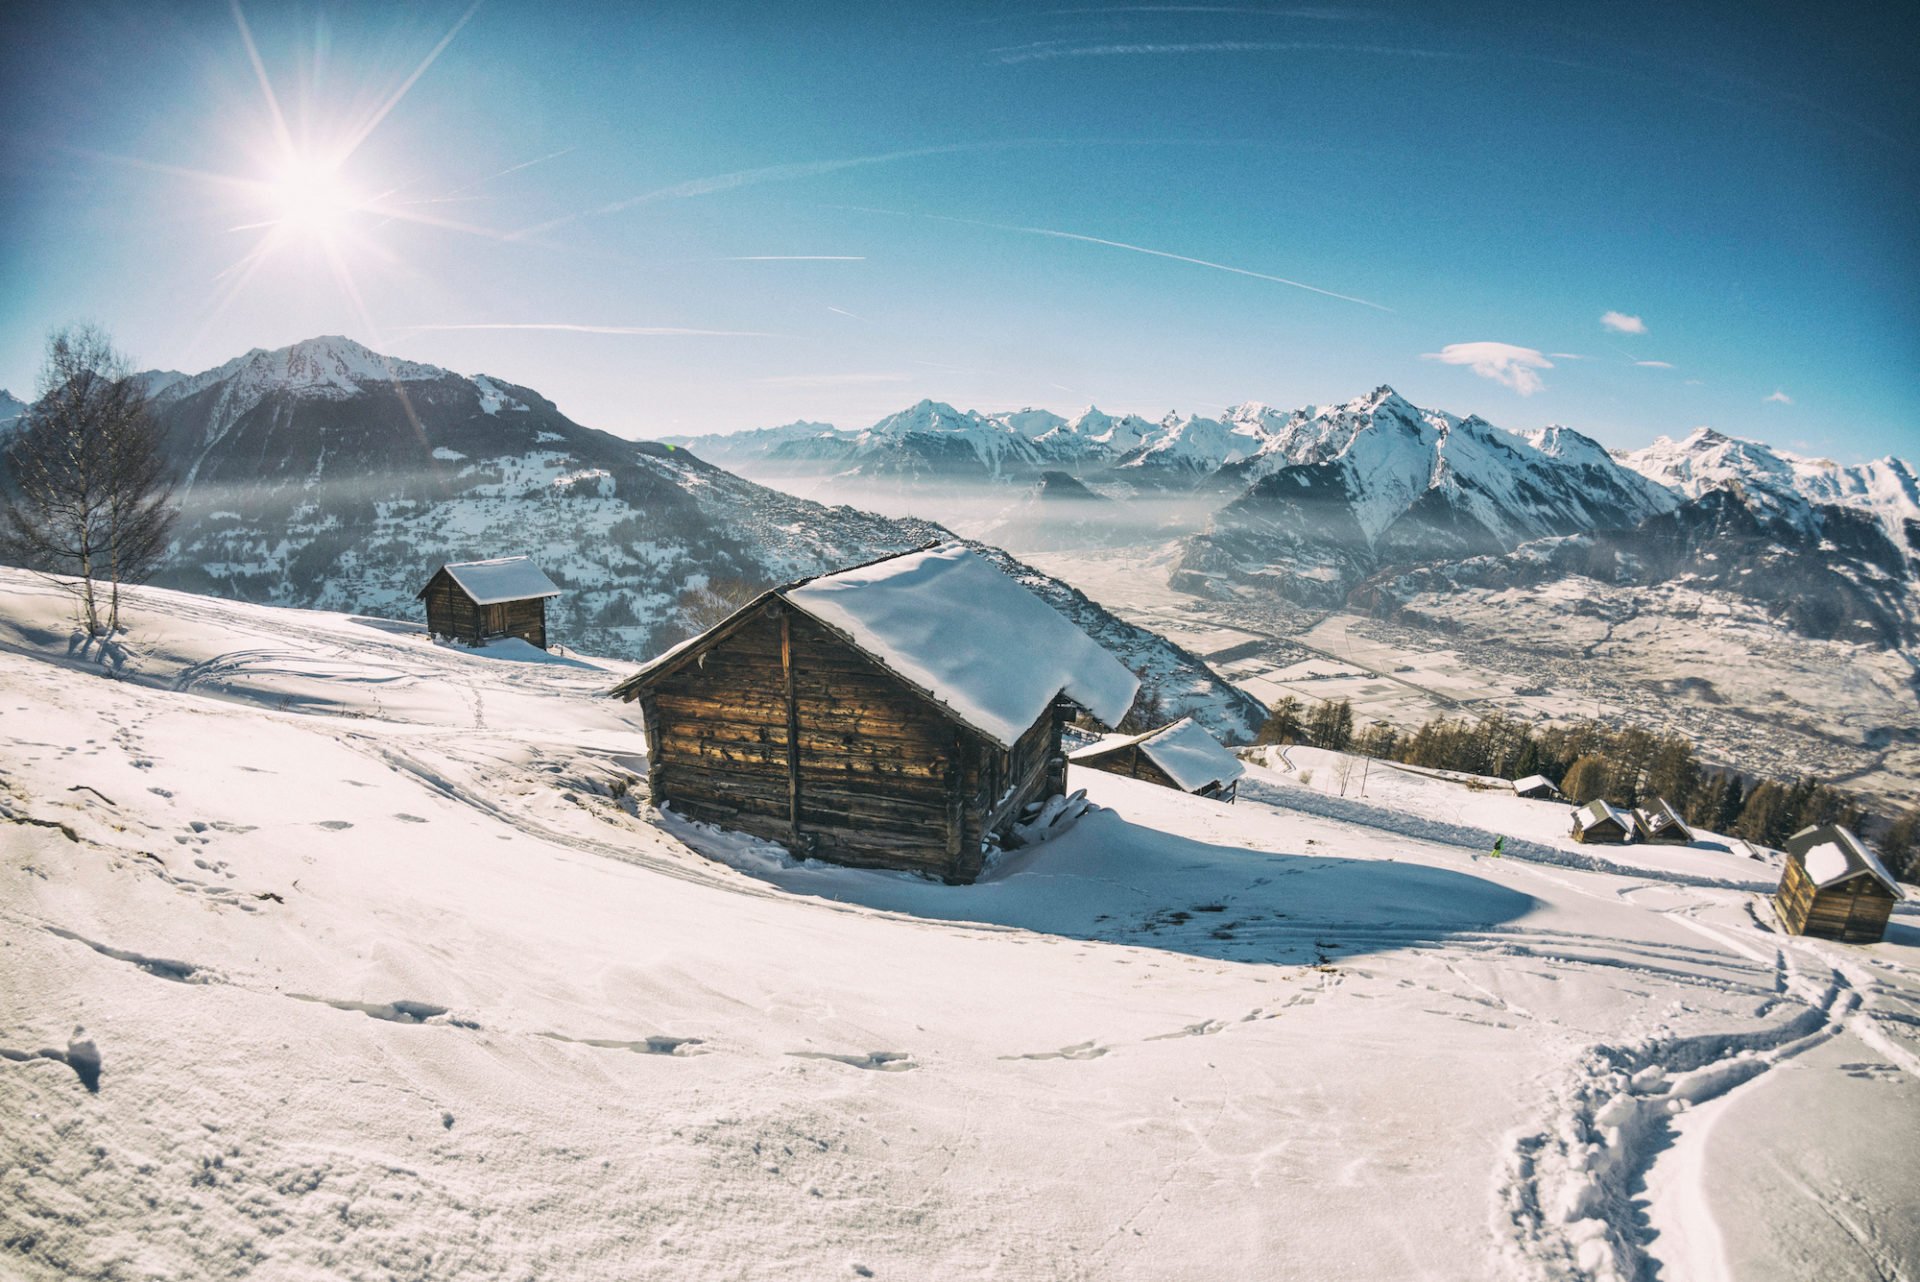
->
<box><xmin>1774</xmin><ymin>824</ymin><xmax>1904</xmax><ymax>943</ymax></box>
<box><xmin>1571</xmin><ymin>798</ymin><xmax>1634</xmax><ymax>844</ymax></box>
<box><xmin>608</xmin><ymin>543</ymin><xmax>1138</xmax><ymax>883</ymax></box>
<box><xmin>417</xmin><ymin>557</ymin><xmax>561</xmax><ymax>649</ymax></box>
<box><xmin>1513</xmin><ymin>774</ymin><xmax>1563</xmax><ymax>801</ymax></box>
<box><xmin>1069</xmin><ymin>718</ymin><xmax>1244</xmax><ymax>802</ymax></box>
<box><xmin>1634</xmin><ymin>797</ymin><xmax>1695</xmax><ymax>845</ymax></box>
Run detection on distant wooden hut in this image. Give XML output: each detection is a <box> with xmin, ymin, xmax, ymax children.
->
<box><xmin>1069</xmin><ymin>718</ymin><xmax>1244</xmax><ymax>802</ymax></box>
<box><xmin>608</xmin><ymin>543</ymin><xmax>1138</xmax><ymax>883</ymax></box>
<box><xmin>1571</xmin><ymin>798</ymin><xmax>1634</xmax><ymax>844</ymax></box>
<box><xmin>1513</xmin><ymin>774</ymin><xmax>1563</xmax><ymax>801</ymax></box>
<box><xmin>417</xmin><ymin>557</ymin><xmax>562</xmax><ymax>649</ymax></box>
<box><xmin>1634</xmin><ymin>797</ymin><xmax>1695</xmax><ymax>845</ymax></box>
<box><xmin>1774</xmin><ymin>824</ymin><xmax>1904</xmax><ymax>943</ymax></box>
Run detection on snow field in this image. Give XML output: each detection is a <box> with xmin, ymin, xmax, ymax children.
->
<box><xmin>1</xmin><ymin>571</ymin><xmax>1915</xmax><ymax>1281</ymax></box>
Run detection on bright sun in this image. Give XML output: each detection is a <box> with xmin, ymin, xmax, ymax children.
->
<box><xmin>265</xmin><ymin>154</ymin><xmax>358</xmax><ymax>239</ymax></box>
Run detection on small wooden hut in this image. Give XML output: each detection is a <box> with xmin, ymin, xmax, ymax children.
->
<box><xmin>1774</xmin><ymin>824</ymin><xmax>1903</xmax><ymax>943</ymax></box>
<box><xmin>417</xmin><ymin>557</ymin><xmax>561</xmax><ymax>649</ymax></box>
<box><xmin>1513</xmin><ymin>774</ymin><xmax>1563</xmax><ymax>801</ymax></box>
<box><xmin>1069</xmin><ymin>718</ymin><xmax>1244</xmax><ymax>802</ymax></box>
<box><xmin>608</xmin><ymin>543</ymin><xmax>1138</xmax><ymax>883</ymax></box>
<box><xmin>1571</xmin><ymin>798</ymin><xmax>1634</xmax><ymax>844</ymax></box>
<box><xmin>1634</xmin><ymin>797</ymin><xmax>1695</xmax><ymax>845</ymax></box>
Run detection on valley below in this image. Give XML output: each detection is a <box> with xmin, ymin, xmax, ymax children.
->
<box><xmin>1025</xmin><ymin>543</ymin><xmax>1920</xmax><ymax>813</ymax></box>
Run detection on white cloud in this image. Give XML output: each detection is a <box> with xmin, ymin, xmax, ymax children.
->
<box><xmin>1601</xmin><ymin>311</ymin><xmax>1647</xmax><ymax>334</ymax></box>
<box><xmin>1634</xmin><ymin>360</ymin><xmax>1674</xmax><ymax>369</ymax></box>
<box><xmin>1766</xmin><ymin>389</ymin><xmax>1793</xmax><ymax>404</ymax></box>
<box><xmin>1421</xmin><ymin>342</ymin><xmax>1553</xmax><ymax>395</ymax></box>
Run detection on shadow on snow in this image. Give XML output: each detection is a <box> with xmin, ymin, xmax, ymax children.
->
<box><xmin>666</xmin><ymin>806</ymin><xmax>1537</xmax><ymax>967</ymax></box>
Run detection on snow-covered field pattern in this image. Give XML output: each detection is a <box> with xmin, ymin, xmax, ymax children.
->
<box><xmin>2</xmin><ymin>570</ymin><xmax>1914</xmax><ymax>1281</ymax></box>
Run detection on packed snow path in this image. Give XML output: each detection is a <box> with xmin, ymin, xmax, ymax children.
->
<box><xmin>1</xmin><ymin>571</ymin><xmax>1914</xmax><ymax>1281</ymax></box>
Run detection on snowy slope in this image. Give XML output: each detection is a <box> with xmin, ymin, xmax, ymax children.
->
<box><xmin>3</xmin><ymin>574</ymin><xmax>1914</xmax><ymax>1282</ymax></box>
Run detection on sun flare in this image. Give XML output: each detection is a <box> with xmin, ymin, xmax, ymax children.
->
<box><xmin>264</xmin><ymin>154</ymin><xmax>358</xmax><ymax>239</ymax></box>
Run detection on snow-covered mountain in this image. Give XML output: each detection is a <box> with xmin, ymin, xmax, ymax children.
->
<box><xmin>1175</xmin><ymin>387</ymin><xmax>1678</xmax><ymax>607</ymax></box>
<box><xmin>0</xmin><ymin>336</ymin><xmax>1260</xmax><ymax>738</ymax></box>
<box><xmin>1624</xmin><ymin>427</ymin><xmax>1920</xmax><ymax>573</ymax></box>
<box><xmin>0</xmin><ymin>388</ymin><xmax>28</xmax><ymax>431</ymax></box>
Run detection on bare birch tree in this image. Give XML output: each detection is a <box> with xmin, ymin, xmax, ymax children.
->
<box><xmin>0</xmin><ymin>325</ymin><xmax>176</xmax><ymax>635</ymax></box>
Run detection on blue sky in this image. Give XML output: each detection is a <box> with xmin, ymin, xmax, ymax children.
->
<box><xmin>2</xmin><ymin>1</ymin><xmax>1914</xmax><ymax>459</ymax></box>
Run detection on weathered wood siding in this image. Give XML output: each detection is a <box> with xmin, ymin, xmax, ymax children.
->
<box><xmin>639</xmin><ymin>604</ymin><xmax>1061</xmax><ymax>881</ymax></box>
<box><xmin>643</xmin><ymin>607</ymin><xmax>795</xmax><ymax>837</ymax></box>
<box><xmin>1074</xmin><ymin>744</ymin><xmax>1180</xmax><ymax>791</ymax></box>
<box><xmin>1774</xmin><ymin>857</ymin><xmax>1896</xmax><ymax>942</ymax></box>
<box><xmin>420</xmin><ymin>570</ymin><xmax>549</xmax><ymax>648</ymax></box>
<box><xmin>958</xmin><ymin>702</ymin><xmax>1062</xmax><ymax>873</ymax></box>
<box><xmin>1572</xmin><ymin>818</ymin><xmax>1630</xmax><ymax>845</ymax></box>
<box><xmin>421</xmin><ymin>570</ymin><xmax>482</xmax><ymax>642</ymax></box>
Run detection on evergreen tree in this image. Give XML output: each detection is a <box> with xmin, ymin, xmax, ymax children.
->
<box><xmin>1687</xmin><ymin>773</ymin><xmax>1727</xmax><ymax>831</ymax></box>
<box><xmin>1734</xmin><ymin>781</ymin><xmax>1792</xmax><ymax>846</ymax></box>
<box><xmin>1561</xmin><ymin>754</ymin><xmax>1610</xmax><ymax>804</ymax></box>
<box><xmin>1881</xmin><ymin>809</ymin><xmax>1919</xmax><ymax>882</ymax></box>
<box><xmin>1645</xmin><ymin>737</ymin><xmax>1700</xmax><ymax>812</ymax></box>
<box><xmin>1715</xmin><ymin>775</ymin><xmax>1746</xmax><ymax>833</ymax></box>
<box><xmin>1308</xmin><ymin>698</ymin><xmax>1355</xmax><ymax>752</ymax></box>
<box><xmin>1255</xmin><ymin>695</ymin><xmax>1303</xmax><ymax>745</ymax></box>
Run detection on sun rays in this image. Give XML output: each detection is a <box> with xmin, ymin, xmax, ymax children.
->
<box><xmin>159</xmin><ymin>1</ymin><xmax>507</xmax><ymax>360</ymax></box>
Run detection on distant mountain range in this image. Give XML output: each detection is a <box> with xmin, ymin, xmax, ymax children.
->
<box><xmin>0</xmin><ymin>336</ymin><xmax>1264</xmax><ymax>741</ymax></box>
<box><xmin>669</xmin><ymin>387</ymin><xmax>1920</xmax><ymax>649</ymax></box>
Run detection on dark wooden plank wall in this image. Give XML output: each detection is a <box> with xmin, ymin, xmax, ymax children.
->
<box><xmin>645</xmin><ymin>608</ymin><xmax>795</xmax><ymax>838</ymax></box>
<box><xmin>1775</xmin><ymin>857</ymin><xmax>1895</xmax><ymax>942</ymax></box>
<box><xmin>643</xmin><ymin>606</ymin><xmax>1004</xmax><ymax>880</ymax></box>
<box><xmin>422</xmin><ymin>572</ymin><xmax>482</xmax><ymax>642</ymax></box>
<box><xmin>422</xmin><ymin>570</ymin><xmax>548</xmax><ymax>648</ymax></box>
<box><xmin>1573</xmin><ymin>817</ymin><xmax>1630</xmax><ymax>844</ymax></box>
<box><xmin>1075</xmin><ymin>744</ymin><xmax>1180</xmax><ymax>791</ymax></box>
<box><xmin>787</xmin><ymin>611</ymin><xmax>965</xmax><ymax>876</ymax></box>
<box><xmin>958</xmin><ymin>705</ymin><xmax>1062</xmax><ymax>876</ymax></box>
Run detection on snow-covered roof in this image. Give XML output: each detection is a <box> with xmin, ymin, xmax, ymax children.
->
<box><xmin>1513</xmin><ymin>774</ymin><xmax>1559</xmax><ymax>794</ymax></box>
<box><xmin>784</xmin><ymin>543</ymin><xmax>1138</xmax><ymax>748</ymax></box>
<box><xmin>1069</xmin><ymin>717</ymin><xmax>1244</xmax><ymax>793</ymax></box>
<box><xmin>1633</xmin><ymin>797</ymin><xmax>1692</xmax><ymax>837</ymax></box>
<box><xmin>431</xmin><ymin>557</ymin><xmax>562</xmax><ymax>605</ymax></box>
<box><xmin>1573</xmin><ymin>799</ymin><xmax>1631</xmax><ymax>832</ymax></box>
<box><xmin>1786</xmin><ymin>825</ymin><xmax>1904</xmax><ymax>898</ymax></box>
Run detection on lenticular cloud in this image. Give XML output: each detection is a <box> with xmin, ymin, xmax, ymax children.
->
<box><xmin>1421</xmin><ymin>342</ymin><xmax>1553</xmax><ymax>395</ymax></box>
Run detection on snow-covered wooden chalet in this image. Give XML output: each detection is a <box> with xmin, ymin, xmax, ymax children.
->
<box><xmin>1774</xmin><ymin>824</ymin><xmax>1903</xmax><ymax>943</ymax></box>
<box><xmin>1512</xmin><ymin>774</ymin><xmax>1562</xmax><ymax>801</ymax></box>
<box><xmin>1570</xmin><ymin>798</ymin><xmax>1634</xmax><ymax>844</ymax></box>
<box><xmin>418</xmin><ymin>556</ymin><xmax>562</xmax><ymax>649</ymax></box>
<box><xmin>609</xmin><ymin>543</ymin><xmax>1139</xmax><ymax>883</ymax></box>
<box><xmin>1069</xmin><ymin>718</ymin><xmax>1244</xmax><ymax>802</ymax></box>
<box><xmin>1633</xmin><ymin>797</ymin><xmax>1694</xmax><ymax>845</ymax></box>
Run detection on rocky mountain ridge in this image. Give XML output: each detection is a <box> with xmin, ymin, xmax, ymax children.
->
<box><xmin>0</xmin><ymin>336</ymin><xmax>1264</xmax><ymax>740</ymax></box>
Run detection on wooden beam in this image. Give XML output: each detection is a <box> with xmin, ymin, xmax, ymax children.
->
<box><xmin>781</xmin><ymin>606</ymin><xmax>804</xmax><ymax>850</ymax></box>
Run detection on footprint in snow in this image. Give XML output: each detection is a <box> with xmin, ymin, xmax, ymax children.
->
<box><xmin>313</xmin><ymin>820</ymin><xmax>353</xmax><ymax>831</ymax></box>
<box><xmin>787</xmin><ymin>1051</ymin><xmax>916</xmax><ymax>1072</ymax></box>
<box><xmin>1000</xmin><ymin>1041</ymin><xmax>1108</xmax><ymax>1062</ymax></box>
